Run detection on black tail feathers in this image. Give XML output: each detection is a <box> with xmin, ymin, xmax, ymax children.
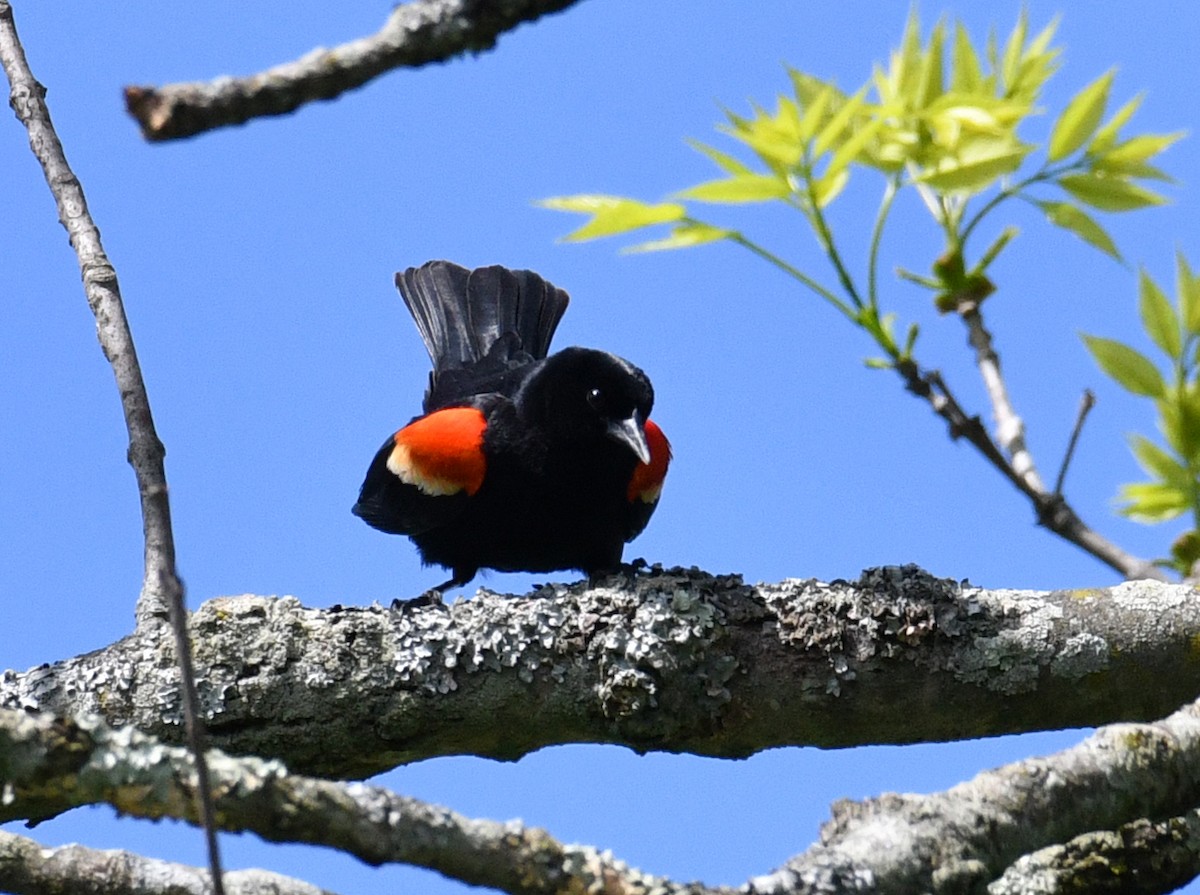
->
<box><xmin>396</xmin><ymin>261</ymin><xmax>570</xmax><ymax>375</ymax></box>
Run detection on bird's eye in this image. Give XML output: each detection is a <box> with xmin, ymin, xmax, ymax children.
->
<box><xmin>586</xmin><ymin>387</ymin><xmax>605</xmax><ymax>411</ymax></box>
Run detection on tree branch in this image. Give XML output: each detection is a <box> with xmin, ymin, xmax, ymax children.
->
<box><xmin>961</xmin><ymin>304</ymin><xmax>1046</xmax><ymax>492</ymax></box>
<box><xmin>0</xmin><ymin>710</ymin><xmax>710</xmax><ymax>895</ymax></box>
<box><xmin>0</xmin><ymin>0</ymin><xmax>178</xmax><ymax>626</ymax></box>
<box><xmin>0</xmin><ymin>1</ymin><xmax>223</xmax><ymax>887</ymax></box>
<box><xmin>6</xmin><ymin>688</ymin><xmax>1200</xmax><ymax>895</ymax></box>
<box><xmin>0</xmin><ymin>830</ymin><xmax>336</xmax><ymax>895</ymax></box>
<box><xmin>747</xmin><ymin>696</ymin><xmax>1200</xmax><ymax>895</ymax></box>
<box><xmin>4</xmin><ymin>566</ymin><xmax>1199</xmax><ymax>779</ymax></box>
<box><xmin>989</xmin><ymin>811</ymin><xmax>1200</xmax><ymax>895</ymax></box>
<box><xmin>896</xmin><ymin>360</ymin><xmax>1166</xmax><ymax>581</ymax></box>
<box><xmin>123</xmin><ymin>0</ymin><xmax>584</xmax><ymax>142</ymax></box>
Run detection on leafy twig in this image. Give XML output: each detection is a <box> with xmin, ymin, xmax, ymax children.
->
<box><xmin>0</xmin><ymin>2</ymin><xmax>225</xmax><ymax>890</ymax></box>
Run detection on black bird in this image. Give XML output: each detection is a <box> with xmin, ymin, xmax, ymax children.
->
<box><xmin>353</xmin><ymin>260</ymin><xmax>670</xmax><ymax>592</ymax></box>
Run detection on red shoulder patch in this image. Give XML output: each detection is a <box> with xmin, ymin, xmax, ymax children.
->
<box><xmin>388</xmin><ymin>407</ymin><xmax>487</xmax><ymax>497</ymax></box>
<box><xmin>627</xmin><ymin>419</ymin><xmax>671</xmax><ymax>503</ymax></box>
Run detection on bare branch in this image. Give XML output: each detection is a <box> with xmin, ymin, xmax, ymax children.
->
<box><xmin>1053</xmin><ymin>388</ymin><xmax>1097</xmax><ymax>497</ymax></box>
<box><xmin>897</xmin><ymin>360</ymin><xmax>1165</xmax><ymax>581</ymax></box>
<box><xmin>0</xmin><ymin>830</ymin><xmax>336</xmax><ymax>895</ymax></box>
<box><xmin>6</xmin><ymin>690</ymin><xmax>1200</xmax><ymax>895</ymax></box>
<box><xmin>0</xmin><ymin>710</ymin><xmax>714</xmax><ymax>895</ymax></box>
<box><xmin>0</xmin><ymin>0</ymin><xmax>177</xmax><ymax>626</ymax></box>
<box><xmin>123</xmin><ymin>0</ymin><xmax>584</xmax><ymax>142</ymax></box>
<box><xmin>747</xmin><ymin>696</ymin><xmax>1200</xmax><ymax>895</ymax></box>
<box><xmin>961</xmin><ymin>304</ymin><xmax>1046</xmax><ymax>491</ymax></box>
<box><xmin>0</xmin><ymin>2</ymin><xmax>223</xmax><ymax>888</ymax></box>
<box><xmin>4</xmin><ymin>566</ymin><xmax>1199</xmax><ymax>779</ymax></box>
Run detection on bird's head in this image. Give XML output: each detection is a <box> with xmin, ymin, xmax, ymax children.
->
<box><xmin>516</xmin><ymin>347</ymin><xmax>655</xmax><ymax>463</ymax></box>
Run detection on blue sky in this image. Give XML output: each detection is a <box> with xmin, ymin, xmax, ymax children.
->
<box><xmin>4</xmin><ymin>1</ymin><xmax>1200</xmax><ymax>892</ymax></box>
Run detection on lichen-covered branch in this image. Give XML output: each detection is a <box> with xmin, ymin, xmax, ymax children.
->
<box><xmin>0</xmin><ymin>710</ymin><xmax>710</xmax><ymax>895</ymax></box>
<box><xmin>123</xmin><ymin>0</ymin><xmax>584</xmax><ymax>142</ymax></box>
<box><xmin>989</xmin><ymin>811</ymin><xmax>1200</xmax><ymax>895</ymax></box>
<box><xmin>0</xmin><ymin>829</ymin><xmax>335</xmax><ymax>895</ymax></box>
<box><xmin>746</xmin><ymin>697</ymin><xmax>1200</xmax><ymax>895</ymax></box>
<box><xmin>5</xmin><ymin>692</ymin><xmax>1200</xmax><ymax>895</ymax></box>
<box><xmin>4</xmin><ymin>566</ymin><xmax>1200</xmax><ymax>779</ymax></box>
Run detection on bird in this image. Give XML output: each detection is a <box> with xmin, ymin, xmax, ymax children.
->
<box><xmin>353</xmin><ymin>260</ymin><xmax>671</xmax><ymax>594</ymax></box>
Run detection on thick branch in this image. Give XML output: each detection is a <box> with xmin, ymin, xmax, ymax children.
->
<box><xmin>3</xmin><ymin>566</ymin><xmax>1199</xmax><ymax>779</ymax></box>
<box><xmin>0</xmin><ymin>711</ymin><xmax>708</xmax><ymax>895</ymax></box>
<box><xmin>747</xmin><ymin>696</ymin><xmax>1200</xmax><ymax>894</ymax></box>
<box><xmin>0</xmin><ymin>830</ymin><xmax>334</xmax><ymax>895</ymax></box>
<box><xmin>123</xmin><ymin>0</ymin><xmax>583</xmax><ymax>142</ymax></box>
<box><xmin>6</xmin><ymin>692</ymin><xmax>1200</xmax><ymax>895</ymax></box>
<box><xmin>989</xmin><ymin>811</ymin><xmax>1200</xmax><ymax>895</ymax></box>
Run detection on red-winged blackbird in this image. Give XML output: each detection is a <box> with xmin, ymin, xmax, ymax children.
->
<box><xmin>353</xmin><ymin>260</ymin><xmax>671</xmax><ymax>591</ymax></box>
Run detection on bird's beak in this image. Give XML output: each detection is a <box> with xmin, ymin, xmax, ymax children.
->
<box><xmin>607</xmin><ymin>414</ymin><xmax>651</xmax><ymax>465</ymax></box>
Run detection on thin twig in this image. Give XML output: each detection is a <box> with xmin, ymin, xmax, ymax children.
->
<box><xmin>896</xmin><ymin>361</ymin><xmax>1165</xmax><ymax>581</ymax></box>
<box><xmin>1054</xmin><ymin>389</ymin><xmax>1096</xmax><ymax>496</ymax></box>
<box><xmin>0</xmin><ymin>3</ymin><xmax>225</xmax><ymax>892</ymax></box>
<box><xmin>123</xmin><ymin>0</ymin><xmax>583</xmax><ymax>142</ymax></box>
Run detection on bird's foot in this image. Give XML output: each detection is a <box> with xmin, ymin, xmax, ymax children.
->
<box><xmin>390</xmin><ymin>588</ymin><xmax>447</xmax><ymax>612</ymax></box>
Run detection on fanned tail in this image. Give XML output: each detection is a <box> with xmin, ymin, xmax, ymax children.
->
<box><xmin>396</xmin><ymin>261</ymin><xmax>570</xmax><ymax>373</ymax></box>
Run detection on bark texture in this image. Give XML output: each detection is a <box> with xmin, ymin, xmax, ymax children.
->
<box><xmin>123</xmin><ymin>0</ymin><xmax>584</xmax><ymax>141</ymax></box>
<box><xmin>3</xmin><ymin>566</ymin><xmax>1200</xmax><ymax>779</ymax></box>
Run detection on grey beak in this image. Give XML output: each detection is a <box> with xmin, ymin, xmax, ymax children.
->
<box><xmin>607</xmin><ymin>415</ymin><xmax>651</xmax><ymax>465</ymax></box>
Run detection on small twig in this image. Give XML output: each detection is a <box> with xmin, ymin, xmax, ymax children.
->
<box><xmin>896</xmin><ymin>361</ymin><xmax>1165</xmax><ymax>581</ymax></box>
<box><xmin>1054</xmin><ymin>389</ymin><xmax>1096</xmax><ymax>496</ymax></box>
<box><xmin>123</xmin><ymin>0</ymin><xmax>582</xmax><ymax>142</ymax></box>
<box><xmin>0</xmin><ymin>2</ymin><xmax>225</xmax><ymax>891</ymax></box>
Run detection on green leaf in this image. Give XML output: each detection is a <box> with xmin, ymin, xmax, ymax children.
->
<box><xmin>675</xmin><ymin>174</ymin><xmax>793</xmax><ymax>204</ymax></box>
<box><xmin>1117</xmin><ymin>481</ymin><xmax>1189</xmax><ymax>522</ymax></box>
<box><xmin>823</xmin><ymin>117</ymin><xmax>885</xmax><ymax>185</ymax></box>
<box><xmin>1177</xmin><ymin>251</ymin><xmax>1200</xmax><ymax>334</ymax></box>
<box><xmin>1128</xmin><ymin>434</ymin><xmax>1191</xmax><ymax>487</ymax></box>
<box><xmin>1036</xmin><ymin>201</ymin><xmax>1120</xmax><ymax>260</ymax></box>
<box><xmin>1000</xmin><ymin>10</ymin><xmax>1028</xmax><ymax>95</ymax></box>
<box><xmin>1093</xmin><ymin>132</ymin><xmax>1185</xmax><ymax>166</ymax></box>
<box><xmin>1138</xmin><ymin>268</ymin><xmax>1182</xmax><ymax>359</ymax></box>
<box><xmin>686</xmin><ymin>139</ymin><xmax>753</xmax><ymax>176</ymax></box>
<box><xmin>813</xmin><ymin>88</ymin><xmax>869</xmax><ymax>158</ymax></box>
<box><xmin>796</xmin><ymin>85</ymin><xmax>835</xmax><ymax>142</ymax></box>
<box><xmin>812</xmin><ymin>167</ymin><xmax>849</xmax><ymax>208</ymax></box>
<box><xmin>1058</xmin><ymin>173</ymin><xmax>1168</xmax><ymax>212</ymax></box>
<box><xmin>719</xmin><ymin>111</ymin><xmax>803</xmax><ymax>169</ymax></box>
<box><xmin>539</xmin><ymin>195</ymin><xmax>687</xmax><ymax>241</ymax></box>
<box><xmin>1089</xmin><ymin>93</ymin><xmax>1144</xmax><ymax>154</ymax></box>
<box><xmin>950</xmin><ymin>23</ymin><xmax>982</xmax><ymax>93</ymax></box>
<box><xmin>622</xmin><ymin>222</ymin><xmax>732</xmax><ymax>253</ymax></box>
<box><xmin>917</xmin><ymin>142</ymin><xmax>1029</xmax><ymax>192</ymax></box>
<box><xmin>1048</xmin><ymin>70</ymin><xmax>1113</xmax><ymax>161</ymax></box>
<box><xmin>915</xmin><ymin>19</ymin><xmax>946</xmax><ymax>108</ymax></box>
<box><xmin>1082</xmin><ymin>334</ymin><xmax>1166</xmax><ymax>397</ymax></box>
